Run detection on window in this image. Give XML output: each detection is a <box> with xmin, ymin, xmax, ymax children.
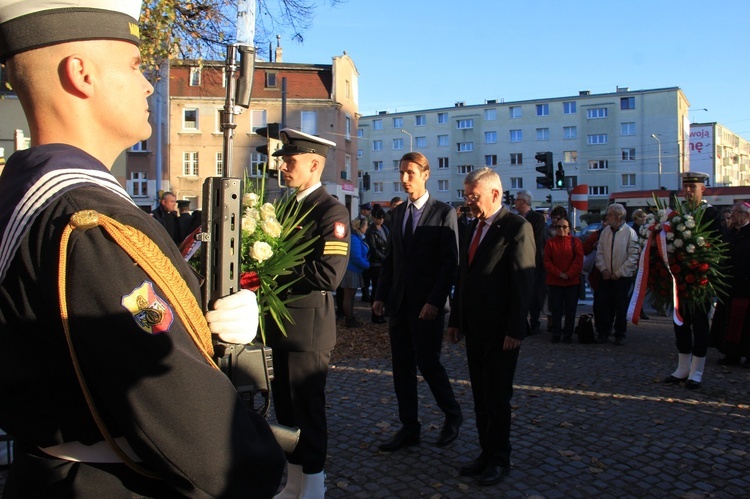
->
<box><xmin>373</xmin><ymin>140</ymin><xmax>383</xmax><ymax>151</ymax></box>
<box><xmin>510</xmin><ymin>129</ymin><xmax>522</xmax><ymax>142</ymax></box>
<box><xmin>438</xmin><ymin>157</ymin><xmax>449</xmax><ymax>169</ymax></box>
<box><xmin>587</xmin><ymin>134</ymin><xmax>608</xmax><ymax>145</ymax></box>
<box><xmin>589</xmin><ymin>185</ymin><xmax>609</xmax><ymax>196</ymax></box>
<box><xmin>131</xmin><ymin>140</ymin><xmax>147</xmax><ymax>152</ymax></box>
<box><xmin>393</xmin><ymin>117</ymin><xmax>403</xmax><ymax>128</ymax></box>
<box><xmin>509</xmin><ymin>106</ymin><xmax>522</xmax><ymax>118</ymax></box>
<box><xmin>588</xmin><ymin>159</ymin><xmax>609</xmax><ymax>170</ymax></box>
<box><xmin>265</xmin><ymin>71</ymin><xmax>277</xmax><ymax>88</ymax></box>
<box><xmin>189</xmin><ymin>67</ymin><xmax>201</xmax><ymax>86</ymax></box>
<box><xmin>250</xmin><ymin>109</ymin><xmax>267</xmax><ymax>132</ymax></box>
<box><xmin>248</xmin><ymin>152</ymin><xmax>264</xmax><ymax>177</ymax></box>
<box><xmin>621</xmin><ymin>122</ymin><xmax>636</xmax><ymax>136</ymax></box>
<box><xmin>373</xmin><ymin>119</ymin><xmax>383</xmax><ymax>130</ymax></box>
<box><xmin>457</xmin><ymin>164</ymin><xmax>474</xmax><ymax>175</ymax></box>
<box><xmin>437</xmin><ymin>112</ymin><xmax>448</xmax><ymax>124</ymax></box>
<box><xmin>563</xmin><ymin>151</ymin><xmax>578</xmax><ymax>163</ymax></box>
<box><xmin>357</xmin><ymin>149</ymin><xmax>363</xmax><ymax>159</ymax></box>
<box><xmin>622</xmin><ymin>173</ymin><xmax>636</xmax><ymax>186</ymax></box>
<box><xmin>563</xmin><ymin>101</ymin><xmax>576</xmax><ymax>114</ymax></box>
<box><xmin>511</xmin><ymin>177</ymin><xmax>523</xmax><ymax>189</ymax></box>
<box><xmin>457</xmin><ymin>142</ymin><xmax>474</xmax><ymax>152</ymax></box>
<box><xmin>373</xmin><ymin>161</ymin><xmax>383</xmax><ymax>172</ymax></box>
<box><xmin>392</xmin><ymin>138</ymin><xmax>404</xmax><ymax>150</ymax></box>
<box><xmin>485</xmin><ymin>131</ymin><xmax>497</xmax><ymax>143</ymax></box>
<box><xmin>183</xmin><ymin>152</ymin><xmax>198</xmax><ymax>176</ymax></box>
<box><xmin>485</xmin><ymin>155</ymin><xmax>497</xmax><ymax>166</ymax></box>
<box><xmin>183</xmin><ymin>109</ymin><xmax>198</xmax><ymax>130</ymax></box>
<box><xmin>536</xmin><ymin>128</ymin><xmax>550</xmax><ymax>140</ymax></box>
<box><xmin>415</xmin><ymin>136</ymin><xmax>426</xmax><ymax>148</ymax></box>
<box><xmin>393</xmin><ymin>182</ymin><xmax>404</xmax><ymax>193</ymax></box>
<box><xmin>621</xmin><ymin>97</ymin><xmax>635</xmax><ymax>110</ymax></box>
<box><xmin>437</xmin><ymin>135</ymin><xmax>449</xmax><ymax>147</ymax></box>
<box><xmin>456</xmin><ymin>189</ymin><xmax>465</xmax><ymax>199</ymax></box>
<box><xmin>510</xmin><ymin>153</ymin><xmax>523</xmax><ymax>165</ymax></box>
<box><xmin>587</xmin><ymin>108</ymin><xmax>608</xmax><ymax>119</ymax></box>
<box><xmin>485</xmin><ymin>109</ymin><xmax>497</xmax><ymax>121</ymax></box>
<box><xmin>357</xmin><ymin>128</ymin><xmax>364</xmax><ymax>137</ymax></box>
<box><xmin>622</xmin><ymin>148</ymin><xmax>636</xmax><ymax>161</ymax></box>
<box><xmin>438</xmin><ymin>179</ymin><xmax>449</xmax><ymax>192</ymax></box>
<box><xmin>345</xmin><ymin>116</ymin><xmax>352</xmax><ymax>141</ymax></box>
<box><xmin>129</xmin><ymin>171</ymin><xmax>148</xmax><ymax>197</ymax></box>
<box><xmin>457</xmin><ymin>119</ymin><xmax>474</xmax><ymax>129</ymax></box>
<box><xmin>373</xmin><ymin>182</ymin><xmax>384</xmax><ymax>193</ymax></box>
<box><xmin>563</xmin><ymin>126</ymin><xmax>577</xmax><ymax>139</ymax></box>
<box><xmin>215</xmin><ymin>152</ymin><xmax>223</xmax><ymax>176</ymax></box>
<box><xmin>300</xmin><ymin>111</ymin><xmax>317</xmax><ymax>134</ymax></box>
<box><xmin>536</xmin><ymin>103</ymin><xmax>549</xmax><ymax>116</ymax></box>
<box><xmin>415</xmin><ymin>114</ymin><xmax>426</xmax><ymax>126</ymax></box>
<box><xmin>392</xmin><ymin>160</ymin><xmax>400</xmax><ymax>170</ymax></box>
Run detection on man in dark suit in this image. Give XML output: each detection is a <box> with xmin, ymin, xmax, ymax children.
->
<box><xmin>515</xmin><ymin>190</ymin><xmax>546</xmax><ymax>334</ymax></box>
<box><xmin>151</xmin><ymin>191</ymin><xmax>181</xmax><ymax>245</ymax></box>
<box><xmin>265</xmin><ymin>128</ymin><xmax>350</xmax><ymax>497</ymax></box>
<box><xmin>373</xmin><ymin>152</ymin><xmax>462</xmax><ymax>452</ymax></box>
<box><xmin>448</xmin><ymin>168</ymin><xmax>536</xmax><ymax>486</ymax></box>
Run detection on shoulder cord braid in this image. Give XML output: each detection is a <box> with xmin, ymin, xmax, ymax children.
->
<box><xmin>57</xmin><ymin>210</ymin><xmax>218</xmax><ymax>479</ymax></box>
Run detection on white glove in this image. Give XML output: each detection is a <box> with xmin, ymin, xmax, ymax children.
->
<box><xmin>205</xmin><ymin>289</ymin><xmax>259</xmax><ymax>344</ymax></box>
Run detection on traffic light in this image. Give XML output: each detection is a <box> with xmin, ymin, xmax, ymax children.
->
<box><xmin>255</xmin><ymin>123</ymin><xmax>282</xmax><ymax>181</ymax></box>
<box><xmin>535</xmin><ymin>151</ymin><xmax>554</xmax><ymax>189</ymax></box>
<box><xmin>555</xmin><ymin>161</ymin><xmax>565</xmax><ymax>189</ymax></box>
<box><xmin>503</xmin><ymin>190</ymin><xmax>511</xmax><ymax>205</ymax></box>
<box><xmin>362</xmin><ymin>172</ymin><xmax>371</xmax><ymax>191</ymax></box>
<box><xmin>546</xmin><ymin>194</ymin><xmax>552</xmax><ymax>204</ymax></box>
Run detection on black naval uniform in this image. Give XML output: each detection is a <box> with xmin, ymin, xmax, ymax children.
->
<box><xmin>265</xmin><ymin>185</ymin><xmax>349</xmax><ymax>474</ymax></box>
<box><xmin>0</xmin><ymin>144</ymin><xmax>284</xmax><ymax>498</ymax></box>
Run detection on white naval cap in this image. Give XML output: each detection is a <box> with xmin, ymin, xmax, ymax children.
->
<box><xmin>0</xmin><ymin>0</ymin><xmax>142</xmax><ymax>62</ymax></box>
<box><xmin>272</xmin><ymin>128</ymin><xmax>337</xmax><ymax>158</ymax></box>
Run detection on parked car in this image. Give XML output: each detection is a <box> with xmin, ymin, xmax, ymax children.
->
<box><xmin>576</xmin><ymin>222</ymin><xmax>602</xmax><ymax>241</ymax></box>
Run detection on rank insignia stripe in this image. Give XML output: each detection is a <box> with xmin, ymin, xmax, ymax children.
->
<box><xmin>323</xmin><ymin>241</ymin><xmax>349</xmax><ymax>256</ymax></box>
<box><xmin>121</xmin><ymin>281</ymin><xmax>174</xmax><ymax>334</ymax></box>
<box><xmin>333</xmin><ymin>222</ymin><xmax>347</xmax><ymax>239</ymax></box>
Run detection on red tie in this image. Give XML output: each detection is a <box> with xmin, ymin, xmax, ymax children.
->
<box><xmin>468</xmin><ymin>220</ymin><xmax>485</xmax><ymax>264</ymax></box>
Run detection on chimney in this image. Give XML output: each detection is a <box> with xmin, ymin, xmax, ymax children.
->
<box><xmin>579</xmin><ymin>90</ymin><xmax>591</xmax><ymax>96</ymax></box>
<box><xmin>275</xmin><ymin>35</ymin><xmax>283</xmax><ymax>63</ymax></box>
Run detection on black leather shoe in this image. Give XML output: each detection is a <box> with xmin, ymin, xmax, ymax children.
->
<box><xmin>435</xmin><ymin>414</ymin><xmax>462</xmax><ymax>447</ymax></box>
<box><xmin>478</xmin><ymin>464</ymin><xmax>510</xmax><ymax>486</ymax></box>
<box><xmin>596</xmin><ymin>337</ymin><xmax>609</xmax><ymax>344</ymax></box>
<box><xmin>717</xmin><ymin>356</ymin><xmax>741</xmax><ymax>366</ymax></box>
<box><xmin>459</xmin><ymin>457</ymin><xmax>488</xmax><ymax>476</ymax></box>
<box><xmin>379</xmin><ymin>429</ymin><xmax>420</xmax><ymax>452</ymax></box>
<box><xmin>614</xmin><ymin>337</ymin><xmax>625</xmax><ymax>346</ymax></box>
<box><xmin>685</xmin><ymin>379</ymin><xmax>701</xmax><ymax>390</ymax></box>
<box><xmin>663</xmin><ymin>375</ymin><xmax>687</xmax><ymax>385</ymax></box>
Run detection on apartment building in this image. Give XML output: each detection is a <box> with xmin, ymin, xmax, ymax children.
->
<box><xmin>357</xmin><ymin>86</ymin><xmax>695</xmax><ymax>214</ymax></box>
<box><xmin>125</xmin><ymin>48</ymin><xmax>360</xmax><ymax>214</ymax></box>
<box><xmin>690</xmin><ymin>122</ymin><xmax>750</xmax><ymax>187</ymax></box>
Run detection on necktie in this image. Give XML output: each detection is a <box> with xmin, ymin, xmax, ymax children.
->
<box><xmin>403</xmin><ymin>204</ymin><xmax>414</xmax><ymax>251</ymax></box>
<box><xmin>468</xmin><ymin>220</ymin><xmax>486</xmax><ymax>264</ymax></box>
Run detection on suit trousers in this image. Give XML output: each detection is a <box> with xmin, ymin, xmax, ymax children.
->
<box><xmin>465</xmin><ymin>334</ymin><xmax>520</xmax><ymax>466</ymax></box>
<box><xmin>594</xmin><ymin>276</ymin><xmax>632</xmax><ymax>339</ymax></box>
<box><xmin>548</xmin><ymin>284</ymin><xmax>579</xmax><ymax>339</ymax></box>
<box><xmin>674</xmin><ymin>305</ymin><xmax>710</xmax><ymax>357</ymax></box>
<box><xmin>271</xmin><ymin>349</ymin><xmax>331</xmax><ymax>473</ymax></box>
<box><xmin>388</xmin><ymin>308</ymin><xmax>461</xmax><ymax>433</ymax></box>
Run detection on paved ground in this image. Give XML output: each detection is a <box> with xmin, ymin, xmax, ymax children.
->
<box><xmin>3</xmin><ymin>302</ymin><xmax>749</xmax><ymax>497</ymax></box>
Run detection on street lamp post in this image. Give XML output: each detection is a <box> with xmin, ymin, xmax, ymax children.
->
<box><xmin>400</xmin><ymin>129</ymin><xmax>413</xmax><ymax>152</ymax></box>
<box><xmin>651</xmin><ymin>133</ymin><xmax>662</xmax><ymax>189</ymax></box>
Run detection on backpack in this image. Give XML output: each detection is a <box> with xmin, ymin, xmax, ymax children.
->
<box><xmin>575</xmin><ymin>314</ymin><xmax>596</xmax><ymax>344</ymax></box>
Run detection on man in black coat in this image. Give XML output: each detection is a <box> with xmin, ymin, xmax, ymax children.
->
<box><xmin>449</xmin><ymin>168</ymin><xmax>536</xmax><ymax>486</ymax></box>
<box><xmin>266</xmin><ymin>128</ymin><xmax>350</xmax><ymax>497</ymax></box>
<box><xmin>373</xmin><ymin>152</ymin><xmax>462</xmax><ymax>453</ymax></box>
<box><xmin>151</xmin><ymin>191</ymin><xmax>181</xmax><ymax>245</ymax></box>
<box><xmin>515</xmin><ymin>190</ymin><xmax>546</xmax><ymax>334</ymax></box>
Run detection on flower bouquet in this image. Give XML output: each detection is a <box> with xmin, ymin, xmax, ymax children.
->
<box><xmin>239</xmin><ymin>178</ymin><xmax>317</xmax><ymax>341</ymax></box>
<box><xmin>630</xmin><ymin>195</ymin><xmax>728</xmax><ymax>324</ymax></box>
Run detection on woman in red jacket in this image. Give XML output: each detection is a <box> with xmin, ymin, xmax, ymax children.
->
<box><xmin>544</xmin><ymin>218</ymin><xmax>584</xmax><ymax>343</ymax></box>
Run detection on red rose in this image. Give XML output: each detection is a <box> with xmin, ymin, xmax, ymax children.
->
<box><xmin>688</xmin><ymin>260</ymin><xmax>698</xmax><ymax>269</ymax></box>
<box><xmin>699</xmin><ymin>278</ymin><xmax>709</xmax><ymax>286</ymax></box>
<box><xmin>659</xmin><ymin>268</ymin><xmax>668</xmax><ymax>277</ymax></box>
<box><xmin>670</xmin><ymin>264</ymin><xmax>682</xmax><ymax>274</ymax></box>
<box><xmin>699</xmin><ymin>263</ymin><xmax>709</xmax><ymax>272</ymax></box>
<box><xmin>677</xmin><ymin>253</ymin><xmax>686</xmax><ymax>261</ymax></box>
<box><xmin>685</xmin><ymin>274</ymin><xmax>695</xmax><ymax>283</ymax></box>
<box><xmin>240</xmin><ymin>271</ymin><xmax>261</xmax><ymax>292</ymax></box>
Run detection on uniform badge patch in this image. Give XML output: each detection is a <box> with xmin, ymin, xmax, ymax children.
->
<box><xmin>121</xmin><ymin>281</ymin><xmax>174</xmax><ymax>334</ymax></box>
<box><xmin>334</xmin><ymin>222</ymin><xmax>346</xmax><ymax>239</ymax></box>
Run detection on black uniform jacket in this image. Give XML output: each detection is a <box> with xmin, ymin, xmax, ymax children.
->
<box><xmin>0</xmin><ymin>144</ymin><xmax>284</xmax><ymax>497</ymax></box>
<box><xmin>265</xmin><ymin>186</ymin><xmax>350</xmax><ymax>352</ymax></box>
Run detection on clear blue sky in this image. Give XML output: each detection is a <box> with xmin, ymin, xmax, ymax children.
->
<box><xmin>272</xmin><ymin>0</ymin><xmax>750</xmax><ymax>140</ymax></box>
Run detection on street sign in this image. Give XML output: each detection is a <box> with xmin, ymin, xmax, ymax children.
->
<box><xmin>570</xmin><ymin>184</ymin><xmax>588</xmax><ymax>211</ymax></box>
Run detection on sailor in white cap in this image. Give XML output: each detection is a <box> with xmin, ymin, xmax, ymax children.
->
<box><xmin>0</xmin><ymin>1</ymin><xmax>284</xmax><ymax>496</ymax></box>
<box><xmin>266</xmin><ymin>128</ymin><xmax>350</xmax><ymax>498</ymax></box>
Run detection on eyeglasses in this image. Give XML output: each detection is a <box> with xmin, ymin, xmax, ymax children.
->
<box><xmin>554</xmin><ymin>225</ymin><xmax>570</xmax><ymax>230</ymax></box>
<box><xmin>462</xmin><ymin>193</ymin><xmax>480</xmax><ymax>202</ymax></box>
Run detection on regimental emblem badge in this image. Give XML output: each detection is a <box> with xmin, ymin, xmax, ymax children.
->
<box><xmin>121</xmin><ymin>281</ymin><xmax>174</xmax><ymax>334</ymax></box>
<box><xmin>334</xmin><ymin>222</ymin><xmax>346</xmax><ymax>239</ymax></box>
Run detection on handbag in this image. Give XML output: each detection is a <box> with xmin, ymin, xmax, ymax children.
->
<box><xmin>575</xmin><ymin>314</ymin><xmax>596</xmax><ymax>344</ymax></box>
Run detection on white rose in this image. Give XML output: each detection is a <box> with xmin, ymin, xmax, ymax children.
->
<box><xmin>250</xmin><ymin>241</ymin><xmax>274</xmax><ymax>262</ymax></box>
<box><xmin>261</xmin><ymin>218</ymin><xmax>282</xmax><ymax>238</ymax></box>
<box><xmin>672</xmin><ymin>216</ymin><xmax>681</xmax><ymax>224</ymax></box>
<box><xmin>673</xmin><ymin>239</ymin><xmax>683</xmax><ymax>247</ymax></box>
<box><xmin>667</xmin><ymin>244</ymin><xmax>675</xmax><ymax>253</ymax></box>
<box><xmin>696</xmin><ymin>236</ymin><xmax>705</xmax><ymax>247</ymax></box>
<box><xmin>245</xmin><ymin>208</ymin><xmax>260</xmax><ymax>221</ymax></box>
<box><xmin>677</xmin><ymin>224</ymin><xmax>686</xmax><ymax>232</ymax></box>
<box><xmin>243</xmin><ymin>192</ymin><xmax>259</xmax><ymax>208</ymax></box>
<box><xmin>685</xmin><ymin>219</ymin><xmax>696</xmax><ymax>228</ymax></box>
<box><xmin>686</xmin><ymin>244</ymin><xmax>695</xmax><ymax>254</ymax></box>
<box><xmin>260</xmin><ymin>202</ymin><xmax>276</xmax><ymax>221</ymax></box>
<box><xmin>242</xmin><ymin>216</ymin><xmax>257</xmax><ymax>234</ymax></box>
<box><xmin>666</xmin><ymin>232</ymin><xmax>675</xmax><ymax>240</ymax></box>
<box><xmin>682</xmin><ymin>230</ymin><xmax>692</xmax><ymax>239</ymax></box>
